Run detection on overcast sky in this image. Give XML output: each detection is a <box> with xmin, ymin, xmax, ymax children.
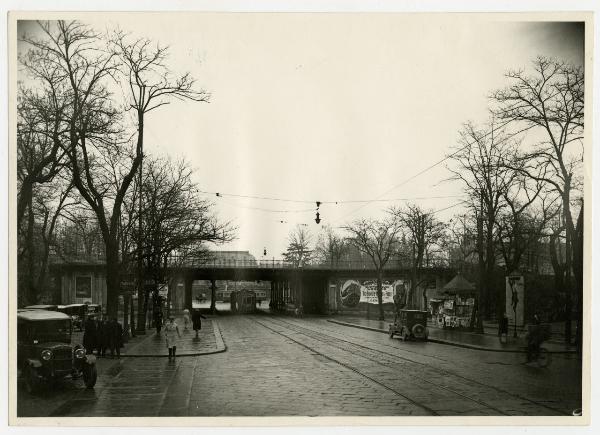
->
<box><xmin>18</xmin><ymin>14</ymin><xmax>585</xmax><ymax>260</ymax></box>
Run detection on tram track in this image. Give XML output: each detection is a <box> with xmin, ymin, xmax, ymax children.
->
<box><xmin>251</xmin><ymin>316</ymin><xmax>570</xmax><ymax>416</ymax></box>
<box><xmin>272</xmin><ymin>317</ymin><xmax>574</xmax><ymax>416</ymax></box>
<box><xmin>251</xmin><ymin>317</ymin><xmax>440</xmax><ymax>416</ymax></box>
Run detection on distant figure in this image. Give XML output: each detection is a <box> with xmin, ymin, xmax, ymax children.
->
<box><xmin>230</xmin><ymin>291</ymin><xmax>237</xmax><ymax>313</ymax></box>
<box><xmin>109</xmin><ymin>318</ymin><xmax>123</xmax><ymax>359</ymax></box>
<box><xmin>499</xmin><ymin>312</ymin><xmax>509</xmax><ymax>344</ymax></box>
<box><xmin>97</xmin><ymin>319</ymin><xmax>108</xmax><ymax>357</ymax></box>
<box><xmin>192</xmin><ymin>309</ymin><xmax>207</xmax><ymax>339</ymax></box>
<box><xmin>526</xmin><ymin>313</ymin><xmax>543</xmax><ymax>362</ymax></box>
<box><xmin>182</xmin><ymin>309</ymin><xmax>191</xmax><ymax>331</ymax></box>
<box><xmin>155</xmin><ymin>310</ymin><xmax>163</xmax><ymax>334</ymax></box>
<box><xmin>164</xmin><ymin>316</ymin><xmax>181</xmax><ymax>359</ymax></box>
<box><xmin>83</xmin><ymin>316</ymin><xmax>97</xmax><ymax>354</ymax></box>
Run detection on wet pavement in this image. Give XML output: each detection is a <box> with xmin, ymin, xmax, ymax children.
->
<box><xmin>19</xmin><ymin>314</ymin><xmax>582</xmax><ymax>417</ymax></box>
<box><xmin>330</xmin><ymin>316</ymin><xmax>577</xmax><ymax>353</ymax></box>
<box><xmin>122</xmin><ymin>317</ymin><xmax>225</xmax><ymax>356</ymax></box>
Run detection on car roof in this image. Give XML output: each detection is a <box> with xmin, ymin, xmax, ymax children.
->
<box><xmin>24</xmin><ymin>305</ymin><xmax>57</xmax><ymax>309</ymax></box>
<box><xmin>18</xmin><ymin>310</ymin><xmax>71</xmax><ymax>322</ymax></box>
<box><xmin>63</xmin><ymin>303</ymin><xmax>87</xmax><ymax>308</ymax></box>
<box><xmin>400</xmin><ymin>309</ymin><xmax>428</xmax><ymax>313</ymax></box>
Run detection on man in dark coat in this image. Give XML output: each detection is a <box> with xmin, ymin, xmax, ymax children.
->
<box><xmin>97</xmin><ymin>318</ymin><xmax>108</xmax><ymax>357</ymax></box>
<box><xmin>109</xmin><ymin>318</ymin><xmax>123</xmax><ymax>359</ymax></box>
<box><xmin>192</xmin><ymin>309</ymin><xmax>207</xmax><ymax>339</ymax></box>
<box><xmin>83</xmin><ymin>315</ymin><xmax>97</xmax><ymax>354</ymax></box>
<box><xmin>155</xmin><ymin>310</ymin><xmax>163</xmax><ymax>334</ymax></box>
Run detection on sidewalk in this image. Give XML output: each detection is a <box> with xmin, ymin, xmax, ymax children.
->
<box><xmin>121</xmin><ymin>316</ymin><xmax>226</xmax><ymax>357</ymax></box>
<box><xmin>328</xmin><ymin>316</ymin><xmax>577</xmax><ymax>354</ymax></box>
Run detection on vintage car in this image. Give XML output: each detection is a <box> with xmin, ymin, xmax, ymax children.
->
<box><xmin>17</xmin><ymin>310</ymin><xmax>97</xmax><ymax>393</ymax></box>
<box><xmin>58</xmin><ymin>304</ymin><xmax>89</xmax><ymax>331</ymax></box>
<box><xmin>389</xmin><ymin>309</ymin><xmax>429</xmax><ymax>341</ymax></box>
<box><xmin>23</xmin><ymin>304</ymin><xmax>59</xmax><ymax>311</ymax></box>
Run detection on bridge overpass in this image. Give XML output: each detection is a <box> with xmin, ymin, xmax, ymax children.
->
<box><xmin>50</xmin><ymin>258</ymin><xmax>457</xmax><ymax>314</ymax></box>
<box><xmin>166</xmin><ymin>260</ymin><xmax>456</xmax><ymax>314</ymax></box>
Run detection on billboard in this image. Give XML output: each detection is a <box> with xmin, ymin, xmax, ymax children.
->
<box><xmin>339</xmin><ymin>279</ymin><xmax>410</xmax><ymax>307</ymax></box>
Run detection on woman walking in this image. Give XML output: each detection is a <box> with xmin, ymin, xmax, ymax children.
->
<box><xmin>182</xmin><ymin>309</ymin><xmax>191</xmax><ymax>331</ymax></box>
<box><xmin>192</xmin><ymin>309</ymin><xmax>207</xmax><ymax>339</ymax></box>
<box><xmin>164</xmin><ymin>315</ymin><xmax>181</xmax><ymax>360</ymax></box>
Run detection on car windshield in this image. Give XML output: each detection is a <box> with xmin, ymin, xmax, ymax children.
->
<box><xmin>30</xmin><ymin>320</ymin><xmax>71</xmax><ymax>343</ymax></box>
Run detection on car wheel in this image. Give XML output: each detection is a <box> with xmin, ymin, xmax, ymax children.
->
<box><xmin>82</xmin><ymin>364</ymin><xmax>97</xmax><ymax>388</ymax></box>
<box><xmin>24</xmin><ymin>365</ymin><xmax>39</xmax><ymax>394</ymax></box>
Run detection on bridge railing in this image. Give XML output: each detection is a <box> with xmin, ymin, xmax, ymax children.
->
<box><xmin>165</xmin><ymin>256</ymin><xmax>449</xmax><ymax>270</ymax></box>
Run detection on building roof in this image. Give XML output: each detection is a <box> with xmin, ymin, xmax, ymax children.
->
<box><xmin>443</xmin><ymin>274</ymin><xmax>475</xmax><ymax>293</ymax></box>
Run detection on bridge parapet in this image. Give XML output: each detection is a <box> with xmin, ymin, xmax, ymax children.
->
<box><xmin>166</xmin><ymin>256</ymin><xmax>449</xmax><ymax>271</ymax></box>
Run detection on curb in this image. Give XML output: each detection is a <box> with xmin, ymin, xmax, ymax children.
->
<box><xmin>327</xmin><ymin>320</ymin><xmax>577</xmax><ymax>354</ymax></box>
<box><xmin>118</xmin><ymin>319</ymin><xmax>227</xmax><ymax>357</ymax></box>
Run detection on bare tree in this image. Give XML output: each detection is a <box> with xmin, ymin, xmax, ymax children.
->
<box><xmin>18</xmin><ymin>176</ymin><xmax>75</xmax><ymax>305</ymax></box>
<box><xmin>447</xmin><ymin>213</ymin><xmax>478</xmax><ymax>271</ymax></box>
<box><xmin>16</xmin><ymin>89</ymin><xmax>67</xmax><ymax>229</ymax></box>
<box><xmin>491</xmin><ymin>56</ymin><xmax>584</xmax><ymax>342</ymax></box>
<box><xmin>282</xmin><ymin>225</ymin><xmax>313</xmax><ymax>267</ymax></box>
<box><xmin>391</xmin><ymin>203</ymin><xmax>446</xmax><ymax>308</ymax></box>
<box><xmin>314</xmin><ymin>225</ymin><xmax>347</xmax><ymax>268</ymax></box>
<box><xmin>447</xmin><ymin>119</ymin><xmax>520</xmax><ymax>322</ymax></box>
<box><xmin>127</xmin><ymin>157</ymin><xmax>234</xmax><ymax>327</ymax></box>
<box><xmin>343</xmin><ymin>216</ymin><xmax>402</xmax><ymax>320</ymax></box>
<box><xmin>19</xmin><ymin>21</ymin><xmax>209</xmax><ymax>318</ymax></box>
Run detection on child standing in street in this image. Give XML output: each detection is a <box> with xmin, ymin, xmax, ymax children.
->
<box><xmin>182</xmin><ymin>309</ymin><xmax>191</xmax><ymax>331</ymax></box>
<box><xmin>164</xmin><ymin>316</ymin><xmax>181</xmax><ymax>360</ymax></box>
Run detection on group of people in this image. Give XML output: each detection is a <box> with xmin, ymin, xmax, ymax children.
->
<box><xmin>83</xmin><ymin>316</ymin><xmax>124</xmax><ymax>358</ymax></box>
<box><xmin>158</xmin><ymin>308</ymin><xmax>207</xmax><ymax>359</ymax></box>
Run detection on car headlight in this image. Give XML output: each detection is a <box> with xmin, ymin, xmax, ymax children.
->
<box><xmin>75</xmin><ymin>348</ymin><xmax>86</xmax><ymax>359</ymax></box>
<box><xmin>41</xmin><ymin>349</ymin><xmax>52</xmax><ymax>361</ymax></box>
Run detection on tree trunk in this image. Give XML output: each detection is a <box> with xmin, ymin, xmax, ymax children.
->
<box><xmin>376</xmin><ymin>272</ymin><xmax>384</xmax><ymax>321</ymax></box>
<box><xmin>573</xmin><ymin>205</ymin><xmax>583</xmax><ymax>353</ymax></box>
<box><xmin>210</xmin><ymin>280</ymin><xmax>217</xmax><ymax>314</ymax></box>
<box><xmin>123</xmin><ymin>293</ymin><xmax>130</xmax><ymax>340</ymax></box>
<box><xmin>17</xmin><ymin>178</ymin><xmax>33</xmax><ymax>230</ymax></box>
<box><xmin>105</xmin><ymin>244</ymin><xmax>121</xmax><ymax>319</ymax></box>
<box><xmin>25</xmin><ymin>199</ymin><xmax>37</xmax><ymax>305</ymax></box>
<box><xmin>136</xmin><ymin>288</ymin><xmax>147</xmax><ymax>334</ymax></box>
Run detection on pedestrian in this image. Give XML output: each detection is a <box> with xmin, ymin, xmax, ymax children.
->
<box><xmin>97</xmin><ymin>318</ymin><xmax>108</xmax><ymax>357</ymax></box>
<box><xmin>498</xmin><ymin>312</ymin><xmax>509</xmax><ymax>344</ymax></box>
<box><xmin>83</xmin><ymin>315</ymin><xmax>97</xmax><ymax>354</ymax></box>
<box><xmin>164</xmin><ymin>315</ymin><xmax>181</xmax><ymax>359</ymax></box>
<box><xmin>192</xmin><ymin>309</ymin><xmax>207</xmax><ymax>339</ymax></box>
<box><xmin>182</xmin><ymin>309</ymin><xmax>191</xmax><ymax>331</ymax></box>
<box><xmin>109</xmin><ymin>318</ymin><xmax>123</xmax><ymax>359</ymax></box>
<box><xmin>155</xmin><ymin>310</ymin><xmax>163</xmax><ymax>334</ymax></box>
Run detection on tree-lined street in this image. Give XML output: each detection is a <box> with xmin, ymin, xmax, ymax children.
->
<box><xmin>18</xmin><ymin>314</ymin><xmax>581</xmax><ymax>417</ymax></box>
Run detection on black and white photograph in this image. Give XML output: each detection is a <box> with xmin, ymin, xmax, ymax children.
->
<box><xmin>5</xmin><ymin>7</ymin><xmax>594</xmax><ymax>427</ymax></box>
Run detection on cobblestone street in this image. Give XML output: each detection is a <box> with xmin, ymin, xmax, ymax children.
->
<box><xmin>17</xmin><ymin>314</ymin><xmax>582</xmax><ymax>418</ymax></box>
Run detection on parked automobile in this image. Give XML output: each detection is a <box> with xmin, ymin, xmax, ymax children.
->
<box><xmin>17</xmin><ymin>310</ymin><xmax>97</xmax><ymax>393</ymax></box>
<box><xmin>58</xmin><ymin>304</ymin><xmax>89</xmax><ymax>331</ymax></box>
<box><xmin>389</xmin><ymin>309</ymin><xmax>429</xmax><ymax>341</ymax></box>
<box><xmin>23</xmin><ymin>304</ymin><xmax>59</xmax><ymax>311</ymax></box>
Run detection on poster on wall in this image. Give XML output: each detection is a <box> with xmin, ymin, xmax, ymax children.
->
<box><xmin>505</xmin><ymin>275</ymin><xmax>525</xmax><ymax>327</ymax></box>
<box><xmin>339</xmin><ymin>279</ymin><xmax>410</xmax><ymax>307</ymax></box>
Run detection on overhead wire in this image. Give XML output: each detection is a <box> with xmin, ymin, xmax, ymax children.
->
<box><xmin>333</xmin><ymin>118</ymin><xmax>535</xmax><ymax>223</ymax></box>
